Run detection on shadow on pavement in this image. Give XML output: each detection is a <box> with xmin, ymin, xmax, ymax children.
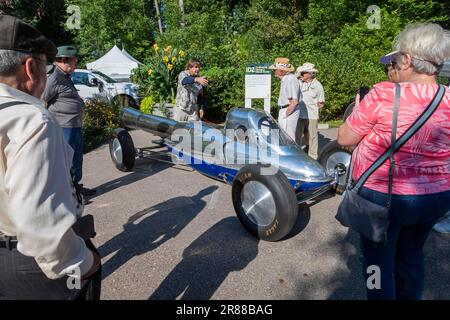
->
<box><xmin>149</xmin><ymin>217</ymin><xmax>259</xmax><ymax>300</ymax></box>
<box><xmin>307</xmin><ymin>190</ymin><xmax>336</xmax><ymax>208</ymax></box>
<box><xmin>282</xmin><ymin>190</ymin><xmax>336</xmax><ymax>240</ymax></box>
<box><xmin>423</xmin><ymin>232</ymin><xmax>450</xmax><ymax>299</ymax></box>
<box><xmin>98</xmin><ymin>185</ymin><xmax>218</xmax><ymax>279</ymax></box>
<box><xmin>283</xmin><ymin>204</ymin><xmax>311</xmax><ymax>240</ymax></box>
<box><xmin>293</xmin><ymin>228</ymin><xmax>365</xmax><ymax>300</ymax></box>
<box><xmin>326</xmin><ymin>230</ymin><xmax>365</xmax><ymax>299</ymax></box>
<box><xmin>86</xmin><ymin>156</ymin><xmax>174</xmax><ymax>201</ymax></box>
<box><xmin>293</xmin><ymin>227</ymin><xmax>450</xmax><ymax>299</ymax></box>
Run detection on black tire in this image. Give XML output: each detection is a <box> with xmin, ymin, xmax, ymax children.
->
<box><xmin>343</xmin><ymin>102</ymin><xmax>355</xmax><ymax>122</ymax></box>
<box><xmin>232</xmin><ymin>165</ymin><xmax>298</xmax><ymax>242</ymax></box>
<box><xmin>109</xmin><ymin>128</ymin><xmax>136</xmax><ymax>172</ymax></box>
<box><xmin>318</xmin><ymin>140</ymin><xmax>352</xmax><ymax>195</ymax></box>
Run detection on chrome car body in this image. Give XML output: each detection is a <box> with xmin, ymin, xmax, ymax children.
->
<box><xmin>120</xmin><ymin>107</ymin><xmax>338</xmax><ymax>203</ymax></box>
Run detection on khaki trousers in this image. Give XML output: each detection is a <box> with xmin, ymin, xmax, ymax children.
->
<box><xmin>278</xmin><ymin>108</ymin><xmax>300</xmax><ymax>142</ymax></box>
<box><xmin>296</xmin><ymin>118</ymin><xmax>318</xmax><ymax>159</ymax></box>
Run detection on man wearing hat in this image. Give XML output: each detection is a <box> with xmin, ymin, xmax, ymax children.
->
<box><xmin>0</xmin><ymin>15</ymin><xmax>101</xmax><ymax>299</ymax></box>
<box><xmin>269</xmin><ymin>58</ymin><xmax>302</xmax><ymax>141</ymax></box>
<box><xmin>295</xmin><ymin>62</ymin><xmax>325</xmax><ymax>160</ymax></box>
<box><xmin>43</xmin><ymin>45</ymin><xmax>96</xmax><ymax>196</ymax></box>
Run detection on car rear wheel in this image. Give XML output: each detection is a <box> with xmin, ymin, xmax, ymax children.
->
<box><xmin>318</xmin><ymin>140</ymin><xmax>352</xmax><ymax>194</ymax></box>
<box><xmin>232</xmin><ymin>165</ymin><xmax>298</xmax><ymax>241</ymax></box>
<box><xmin>109</xmin><ymin>128</ymin><xmax>136</xmax><ymax>172</ymax></box>
<box><xmin>343</xmin><ymin>102</ymin><xmax>355</xmax><ymax>121</ymax></box>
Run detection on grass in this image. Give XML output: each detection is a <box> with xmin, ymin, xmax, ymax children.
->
<box><xmin>325</xmin><ymin>119</ymin><xmax>344</xmax><ymax>128</ymax></box>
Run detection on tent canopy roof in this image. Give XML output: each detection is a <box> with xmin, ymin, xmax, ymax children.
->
<box><xmin>86</xmin><ymin>45</ymin><xmax>143</xmax><ymax>77</ymax></box>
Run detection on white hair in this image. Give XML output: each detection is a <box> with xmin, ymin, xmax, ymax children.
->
<box><xmin>0</xmin><ymin>50</ymin><xmax>30</xmax><ymax>76</ymax></box>
<box><xmin>393</xmin><ymin>23</ymin><xmax>450</xmax><ymax>75</ymax></box>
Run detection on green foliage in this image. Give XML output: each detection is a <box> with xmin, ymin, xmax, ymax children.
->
<box><xmin>201</xmin><ymin>66</ymin><xmax>246</xmax><ymax>121</ymax></box>
<box><xmin>132</xmin><ymin>44</ymin><xmax>187</xmax><ymax>103</ymax></box>
<box><xmin>5</xmin><ymin>0</ymin><xmax>450</xmax><ymax>123</ymax></box>
<box><xmin>83</xmin><ymin>98</ymin><xmax>121</xmax><ymax>152</ymax></box>
<box><xmin>139</xmin><ymin>96</ymin><xmax>156</xmax><ymax>114</ymax></box>
<box><xmin>66</xmin><ymin>0</ymin><xmax>156</xmax><ymax>65</ymax></box>
<box><xmin>0</xmin><ymin>0</ymin><xmax>73</xmax><ymax>45</ymax></box>
<box><xmin>298</xmin><ymin>9</ymin><xmax>404</xmax><ymax>120</ymax></box>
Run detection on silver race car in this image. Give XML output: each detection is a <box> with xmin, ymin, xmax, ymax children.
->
<box><xmin>109</xmin><ymin>107</ymin><xmax>350</xmax><ymax>241</ymax></box>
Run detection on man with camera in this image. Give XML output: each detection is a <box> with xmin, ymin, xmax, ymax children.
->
<box><xmin>44</xmin><ymin>45</ymin><xmax>96</xmax><ymax>197</ymax></box>
<box><xmin>0</xmin><ymin>15</ymin><xmax>101</xmax><ymax>300</ymax></box>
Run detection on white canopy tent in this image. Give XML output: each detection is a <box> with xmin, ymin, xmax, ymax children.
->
<box><xmin>86</xmin><ymin>45</ymin><xmax>143</xmax><ymax>82</ymax></box>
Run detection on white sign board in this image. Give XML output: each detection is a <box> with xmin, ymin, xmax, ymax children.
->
<box><xmin>245</xmin><ymin>74</ymin><xmax>271</xmax><ymax>99</ymax></box>
<box><xmin>245</xmin><ymin>64</ymin><xmax>272</xmax><ymax>113</ymax></box>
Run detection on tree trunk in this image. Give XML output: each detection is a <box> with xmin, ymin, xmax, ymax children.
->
<box><xmin>154</xmin><ymin>0</ymin><xmax>163</xmax><ymax>35</ymax></box>
<box><xmin>178</xmin><ymin>0</ymin><xmax>185</xmax><ymax>29</ymax></box>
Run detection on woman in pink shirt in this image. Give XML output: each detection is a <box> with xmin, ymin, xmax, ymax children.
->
<box><xmin>338</xmin><ymin>23</ymin><xmax>450</xmax><ymax>300</ymax></box>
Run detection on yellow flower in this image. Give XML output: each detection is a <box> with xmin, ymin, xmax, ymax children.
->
<box><xmin>163</xmin><ymin>56</ymin><xmax>169</xmax><ymax>63</ymax></box>
<box><xmin>167</xmin><ymin>63</ymin><xmax>174</xmax><ymax>71</ymax></box>
<box><xmin>164</xmin><ymin>46</ymin><xmax>173</xmax><ymax>53</ymax></box>
<box><xmin>147</xmin><ymin>69</ymin><xmax>153</xmax><ymax>75</ymax></box>
<box><xmin>179</xmin><ymin>50</ymin><xmax>186</xmax><ymax>58</ymax></box>
<box><xmin>152</xmin><ymin>43</ymin><xmax>159</xmax><ymax>51</ymax></box>
<box><xmin>171</xmin><ymin>56</ymin><xmax>177</xmax><ymax>63</ymax></box>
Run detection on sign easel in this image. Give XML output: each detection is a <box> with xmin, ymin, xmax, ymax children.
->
<box><xmin>245</xmin><ymin>64</ymin><xmax>271</xmax><ymax>113</ymax></box>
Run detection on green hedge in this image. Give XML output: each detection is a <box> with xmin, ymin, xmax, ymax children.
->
<box><xmin>201</xmin><ymin>66</ymin><xmax>246</xmax><ymax>122</ymax></box>
<box><xmin>83</xmin><ymin>98</ymin><xmax>121</xmax><ymax>153</ymax></box>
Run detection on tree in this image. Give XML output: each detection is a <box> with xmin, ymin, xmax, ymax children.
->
<box><xmin>155</xmin><ymin>0</ymin><xmax>163</xmax><ymax>35</ymax></box>
<box><xmin>67</xmin><ymin>0</ymin><xmax>157</xmax><ymax>64</ymax></box>
<box><xmin>0</xmin><ymin>0</ymin><xmax>73</xmax><ymax>45</ymax></box>
<box><xmin>178</xmin><ymin>0</ymin><xmax>185</xmax><ymax>29</ymax></box>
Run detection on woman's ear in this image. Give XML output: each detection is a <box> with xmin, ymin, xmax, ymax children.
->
<box><xmin>402</xmin><ymin>54</ymin><xmax>413</xmax><ymax>71</ymax></box>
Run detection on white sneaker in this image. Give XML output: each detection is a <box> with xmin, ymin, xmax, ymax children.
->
<box><xmin>433</xmin><ymin>216</ymin><xmax>450</xmax><ymax>234</ymax></box>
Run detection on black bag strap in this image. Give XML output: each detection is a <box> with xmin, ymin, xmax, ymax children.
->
<box><xmin>0</xmin><ymin>101</ymin><xmax>29</xmax><ymax>110</ymax></box>
<box><xmin>353</xmin><ymin>84</ymin><xmax>446</xmax><ymax>193</ymax></box>
<box><xmin>386</xmin><ymin>84</ymin><xmax>400</xmax><ymax>207</ymax></box>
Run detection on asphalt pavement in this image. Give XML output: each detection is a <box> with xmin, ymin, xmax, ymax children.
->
<box><xmin>81</xmin><ymin>128</ymin><xmax>450</xmax><ymax>300</ymax></box>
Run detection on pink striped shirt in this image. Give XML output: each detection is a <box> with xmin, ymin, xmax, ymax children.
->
<box><xmin>346</xmin><ymin>81</ymin><xmax>450</xmax><ymax>195</ymax></box>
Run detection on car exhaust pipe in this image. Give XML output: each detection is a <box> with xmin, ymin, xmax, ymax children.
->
<box><xmin>120</xmin><ymin>107</ymin><xmax>178</xmax><ymax>138</ymax></box>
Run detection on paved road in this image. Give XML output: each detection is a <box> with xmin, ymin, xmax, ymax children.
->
<box><xmin>82</xmin><ymin>128</ymin><xmax>450</xmax><ymax>300</ymax></box>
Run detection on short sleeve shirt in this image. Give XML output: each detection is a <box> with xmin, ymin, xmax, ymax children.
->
<box><xmin>278</xmin><ymin>73</ymin><xmax>302</xmax><ymax>108</ymax></box>
<box><xmin>346</xmin><ymin>81</ymin><xmax>450</xmax><ymax>195</ymax></box>
<box><xmin>299</xmin><ymin>79</ymin><xmax>325</xmax><ymax>120</ymax></box>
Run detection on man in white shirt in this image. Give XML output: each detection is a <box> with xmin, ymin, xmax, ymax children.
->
<box><xmin>0</xmin><ymin>15</ymin><xmax>100</xmax><ymax>299</ymax></box>
<box><xmin>269</xmin><ymin>58</ymin><xmax>302</xmax><ymax>141</ymax></box>
<box><xmin>295</xmin><ymin>63</ymin><xmax>325</xmax><ymax>160</ymax></box>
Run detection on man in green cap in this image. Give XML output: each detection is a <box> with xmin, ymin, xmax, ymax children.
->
<box><xmin>43</xmin><ymin>45</ymin><xmax>96</xmax><ymax>196</ymax></box>
<box><xmin>0</xmin><ymin>15</ymin><xmax>101</xmax><ymax>299</ymax></box>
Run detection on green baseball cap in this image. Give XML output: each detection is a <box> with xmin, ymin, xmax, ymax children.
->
<box><xmin>56</xmin><ymin>45</ymin><xmax>78</xmax><ymax>58</ymax></box>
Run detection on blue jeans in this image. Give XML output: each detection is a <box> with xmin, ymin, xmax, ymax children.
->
<box><xmin>359</xmin><ymin>187</ymin><xmax>450</xmax><ymax>300</ymax></box>
<box><xmin>63</xmin><ymin>127</ymin><xmax>83</xmax><ymax>184</ymax></box>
